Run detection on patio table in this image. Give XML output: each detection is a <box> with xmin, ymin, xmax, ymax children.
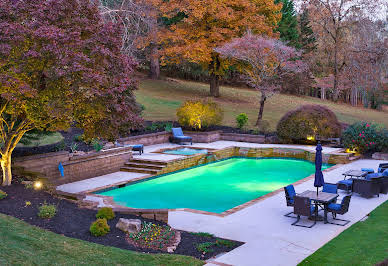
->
<box><xmin>342</xmin><ymin>170</ymin><xmax>367</xmax><ymax>179</ymax></box>
<box><xmin>338</xmin><ymin>170</ymin><xmax>368</xmax><ymax>193</ymax></box>
<box><xmin>298</xmin><ymin>190</ymin><xmax>339</xmax><ymax>224</ymax></box>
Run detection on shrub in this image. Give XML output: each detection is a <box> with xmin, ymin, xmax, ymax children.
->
<box><xmin>236</xmin><ymin>113</ymin><xmax>248</xmax><ymax>129</ymax></box>
<box><xmin>196</xmin><ymin>242</ymin><xmax>215</xmax><ymax>254</ymax></box>
<box><xmin>91</xmin><ymin>138</ymin><xmax>103</xmax><ymax>152</ymax></box>
<box><xmin>38</xmin><ymin>203</ymin><xmax>57</xmax><ymax>219</ymax></box>
<box><xmin>96</xmin><ymin>207</ymin><xmax>115</xmax><ymax>220</ymax></box>
<box><xmin>0</xmin><ymin>189</ymin><xmax>7</xmax><ymax>199</ymax></box>
<box><xmin>342</xmin><ymin>122</ymin><xmax>388</xmax><ymax>154</ymax></box>
<box><xmin>90</xmin><ymin>218</ymin><xmax>110</xmax><ymax>237</ymax></box>
<box><xmin>177</xmin><ymin>100</ymin><xmax>223</xmax><ymax>130</ymax></box>
<box><xmin>277</xmin><ymin>105</ymin><xmax>341</xmax><ymax>143</ymax></box>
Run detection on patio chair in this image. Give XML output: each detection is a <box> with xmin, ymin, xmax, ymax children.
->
<box><xmin>284</xmin><ymin>185</ymin><xmax>296</xmax><ymax>217</ymax></box>
<box><xmin>378</xmin><ymin>163</ymin><xmax>388</xmax><ymax>173</ymax></box>
<box><xmin>352</xmin><ymin>178</ymin><xmax>380</xmax><ymax>198</ymax></box>
<box><xmin>291</xmin><ymin>196</ymin><xmax>317</xmax><ymax>228</ymax></box>
<box><xmin>327</xmin><ymin>195</ymin><xmax>351</xmax><ymax>226</ymax></box>
<box><xmin>322</xmin><ymin>183</ymin><xmax>338</xmax><ymax>194</ymax></box>
<box><xmin>170</xmin><ymin>127</ymin><xmax>192</xmax><ymax>145</ymax></box>
<box><xmin>337</xmin><ymin>179</ymin><xmax>353</xmax><ymax>194</ymax></box>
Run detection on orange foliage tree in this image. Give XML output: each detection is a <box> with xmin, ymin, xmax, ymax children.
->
<box><xmin>151</xmin><ymin>0</ymin><xmax>282</xmax><ymax>97</ymax></box>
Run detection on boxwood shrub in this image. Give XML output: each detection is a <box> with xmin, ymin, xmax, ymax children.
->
<box><xmin>90</xmin><ymin>218</ymin><xmax>110</xmax><ymax>237</ymax></box>
<box><xmin>277</xmin><ymin>105</ymin><xmax>341</xmax><ymax>143</ymax></box>
<box><xmin>0</xmin><ymin>189</ymin><xmax>7</xmax><ymax>200</ymax></box>
<box><xmin>96</xmin><ymin>207</ymin><xmax>115</xmax><ymax>220</ymax></box>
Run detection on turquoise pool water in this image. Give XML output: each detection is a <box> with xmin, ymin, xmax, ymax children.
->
<box><xmin>162</xmin><ymin>148</ymin><xmax>208</xmax><ymax>156</ymax></box>
<box><xmin>97</xmin><ymin>158</ymin><xmax>333</xmax><ymax>213</ymax></box>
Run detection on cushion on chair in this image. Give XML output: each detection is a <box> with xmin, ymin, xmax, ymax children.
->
<box><xmin>338</xmin><ymin>179</ymin><xmax>353</xmax><ymax>186</ymax></box>
<box><xmin>328</xmin><ymin>203</ymin><xmax>341</xmax><ymax>211</ymax></box>
<box><xmin>132</xmin><ymin>145</ymin><xmax>143</xmax><ymax>149</ymax></box>
<box><xmin>382</xmin><ymin>169</ymin><xmax>388</xmax><ymax>177</ymax></box>
<box><xmin>322</xmin><ymin>183</ymin><xmax>338</xmax><ymax>194</ymax></box>
<box><xmin>310</xmin><ymin>205</ymin><xmax>316</xmax><ymax>214</ymax></box>
<box><xmin>366</xmin><ymin>173</ymin><xmax>382</xmax><ymax>180</ymax></box>
<box><xmin>285</xmin><ymin>185</ymin><xmax>296</xmax><ymax>204</ymax></box>
<box><xmin>172</xmin><ymin>128</ymin><xmax>184</xmax><ymax>137</ymax></box>
<box><xmin>361</xmin><ymin>168</ymin><xmax>374</xmax><ymax>173</ymax></box>
<box><xmin>174</xmin><ymin>135</ymin><xmax>191</xmax><ymax>139</ymax></box>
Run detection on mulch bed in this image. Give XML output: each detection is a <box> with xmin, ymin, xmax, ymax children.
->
<box><xmin>0</xmin><ymin>181</ymin><xmax>243</xmax><ymax>260</ymax></box>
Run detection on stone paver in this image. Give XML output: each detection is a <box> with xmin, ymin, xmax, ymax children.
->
<box><xmin>166</xmin><ymin>159</ymin><xmax>388</xmax><ymax>266</ymax></box>
<box><xmin>56</xmin><ymin>171</ymin><xmax>148</xmax><ymax>193</ymax></box>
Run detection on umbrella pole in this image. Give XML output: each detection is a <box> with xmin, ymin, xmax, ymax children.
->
<box><xmin>317</xmin><ymin>187</ymin><xmax>319</xmax><ymax>196</ymax></box>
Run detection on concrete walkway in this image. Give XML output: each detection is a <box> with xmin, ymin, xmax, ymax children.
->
<box><xmin>167</xmin><ymin>159</ymin><xmax>388</xmax><ymax>266</ymax></box>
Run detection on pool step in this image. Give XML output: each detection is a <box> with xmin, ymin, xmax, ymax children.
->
<box><xmin>120</xmin><ymin>167</ymin><xmax>159</xmax><ymax>175</ymax></box>
<box><xmin>124</xmin><ymin>162</ymin><xmax>165</xmax><ymax>170</ymax></box>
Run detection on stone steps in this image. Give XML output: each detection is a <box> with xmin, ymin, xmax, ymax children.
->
<box><xmin>120</xmin><ymin>158</ymin><xmax>167</xmax><ymax>175</ymax></box>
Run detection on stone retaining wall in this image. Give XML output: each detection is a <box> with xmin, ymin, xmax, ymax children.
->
<box><xmin>13</xmin><ymin>147</ymin><xmax>133</xmax><ymax>185</ymax></box>
<box><xmin>119</xmin><ymin>131</ymin><xmax>171</xmax><ymax>146</ymax></box>
<box><xmin>183</xmin><ymin>130</ymin><xmax>222</xmax><ymax>143</ymax></box>
<box><xmin>221</xmin><ymin>133</ymin><xmax>266</xmax><ymax>143</ymax></box>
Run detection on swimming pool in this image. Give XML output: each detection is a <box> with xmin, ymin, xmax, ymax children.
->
<box><xmin>162</xmin><ymin>147</ymin><xmax>209</xmax><ymax>156</ymax></box>
<box><xmin>96</xmin><ymin>158</ymin><xmax>333</xmax><ymax>214</ymax></box>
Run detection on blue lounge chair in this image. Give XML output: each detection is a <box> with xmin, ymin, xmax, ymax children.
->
<box><xmin>284</xmin><ymin>185</ymin><xmax>296</xmax><ymax>217</ymax></box>
<box><xmin>327</xmin><ymin>195</ymin><xmax>351</xmax><ymax>226</ymax></box>
<box><xmin>171</xmin><ymin>128</ymin><xmax>192</xmax><ymax>145</ymax></box>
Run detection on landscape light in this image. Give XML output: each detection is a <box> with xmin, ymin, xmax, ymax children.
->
<box><xmin>306</xmin><ymin>135</ymin><xmax>315</xmax><ymax>141</ymax></box>
<box><xmin>34</xmin><ymin>181</ymin><xmax>43</xmax><ymax>190</ymax></box>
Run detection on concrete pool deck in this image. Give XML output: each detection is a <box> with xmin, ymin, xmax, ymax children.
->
<box><xmin>55</xmin><ymin>141</ymin><xmax>387</xmax><ymax>265</ymax></box>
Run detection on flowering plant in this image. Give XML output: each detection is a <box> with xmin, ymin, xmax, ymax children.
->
<box><xmin>342</xmin><ymin>122</ymin><xmax>388</xmax><ymax>154</ymax></box>
<box><xmin>128</xmin><ymin>222</ymin><xmax>175</xmax><ymax>250</ymax></box>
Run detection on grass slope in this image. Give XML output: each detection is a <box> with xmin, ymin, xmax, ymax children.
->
<box><xmin>0</xmin><ymin>213</ymin><xmax>203</xmax><ymax>266</ymax></box>
<box><xmin>137</xmin><ymin>79</ymin><xmax>388</xmax><ymax>131</ymax></box>
<box><xmin>16</xmin><ymin>132</ymin><xmax>64</xmax><ymax>147</ymax></box>
<box><xmin>300</xmin><ymin>200</ymin><xmax>388</xmax><ymax>266</ymax></box>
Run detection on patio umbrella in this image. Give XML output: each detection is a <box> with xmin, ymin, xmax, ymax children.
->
<box><xmin>314</xmin><ymin>143</ymin><xmax>325</xmax><ymax>196</ymax></box>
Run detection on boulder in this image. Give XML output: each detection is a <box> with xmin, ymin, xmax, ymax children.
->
<box><xmin>116</xmin><ymin>218</ymin><xmax>141</xmax><ymax>233</ymax></box>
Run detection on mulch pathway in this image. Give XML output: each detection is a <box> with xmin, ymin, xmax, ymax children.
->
<box><xmin>0</xmin><ymin>182</ymin><xmax>242</xmax><ymax>260</ymax></box>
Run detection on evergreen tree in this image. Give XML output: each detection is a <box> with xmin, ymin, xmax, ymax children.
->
<box><xmin>299</xmin><ymin>8</ymin><xmax>317</xmax><ymax>53</ymax></box>
<box><xmin>275</xmin><ymin>0</ymin><xmax>300</xmax><ymax>48</ymax></box>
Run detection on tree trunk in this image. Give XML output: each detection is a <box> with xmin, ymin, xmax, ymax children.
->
<box><xmin>1</xmin><ymin>153</ymin><xmax>12</xmax><ymax>186</ymax></box>
<box><xmin>210</xmin><ymin>73</ymin><xmax>220</xmax><ymax>97</ymax></box>
<box><xmin>333</xmin><ymin>43</ymin><xmax>339</xmax><ymax>102</ymax></box>
<box><xmin>149</xmin><ymin>44</ymin><xmax>160</xmax><ymax>80</ymax></box>
<box><xmin>255</xmin><ymin>93</ymin><xmax>267</xmax><ymax>126</ymax></box>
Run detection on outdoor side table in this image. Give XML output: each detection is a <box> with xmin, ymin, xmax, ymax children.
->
<box><xmin>298</xmin><ymin>190</ymin><xmax>339</xmax><ymax>224</ymax></box>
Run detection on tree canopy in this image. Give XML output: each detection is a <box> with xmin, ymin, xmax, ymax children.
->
<box><xmin>275</xmin><ymin>0</ymin><xmax>300</xmax><ymax>48</ymax></box>
<box><xmin>0</xmin><ymin>0</ymin><xmax>142</xmax><ymax>185</ymax></box>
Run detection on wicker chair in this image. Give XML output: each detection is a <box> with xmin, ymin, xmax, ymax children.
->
<box><xmin>327</xmin><ymin>195</ymin><xmax>351</xmax><ymax>226</ymax></box>
<box><xmin>353</xmin><ymin>178</ymin><xmax>380</xmax><ymax>198</ymax></box>
<box><xmin>291</xmin><ymin>196</ymin><xmax>317</xmax><ymax>228</ymax></box>
<box><xmin>284</xmin><ymin>185</ymin><xmax>296</xmax><ymax>217</ymax></box>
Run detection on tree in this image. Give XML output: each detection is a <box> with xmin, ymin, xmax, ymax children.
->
<box><xmin>216</xmin><ymin>33</ymin><xmax>306</xmax><ymax>126</ymax></box>
<box><xmin>0</xmin><ymin>0</ymin><xmax>142</xmax><ymax>186</ymax></box>
<box><xmin>305</xmin><ymin>0</ymin><xmax>385</xmax><ymax>101</ymax></box>
<box><xmin>98</xmin><ymin>0</ymin><xmax>161</xmax><ymax>79</ymax></box>
<box><xmin>152</xmin><ymin>0</ymin><xmax>282</xmax><ymax>97</ymax></box>
<box><xmin>275</xmin><ymin>0</ymin><xmax>300</xmax><ymax>48</ymax></box>
<box><xmin>299</xmin><ymin>8</ymin><xmax>317</xmax><ymax>54</ymax></box>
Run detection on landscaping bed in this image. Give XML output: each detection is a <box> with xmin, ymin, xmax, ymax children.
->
<box><xmin>0</xmin><ymin>181</ymin><xmax>242</xmax><ymax>260</ymax></box>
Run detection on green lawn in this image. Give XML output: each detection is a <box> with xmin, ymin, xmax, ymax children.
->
<box><xmin>300</xmin><ymin>200</ymin><xmax>388</xmax><ymax>266</ymax></box>
<box><xmin>16</xmin><ymin>132</ymin><xmax>64</xmax><ymax>147</ymax></box>
<box><xmin>137</xmin><ymin>79</ymin><xmax>388</xmax><ymax>131</ymax></box>
<box><xmin>0</xmin><ymin>214</ymin><xmax>203</xmax><ymax>266</ymax></box>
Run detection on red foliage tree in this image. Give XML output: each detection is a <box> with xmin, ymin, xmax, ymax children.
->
<box><xmin>0</xmin><ymin>0</ymin><xmax>142</xmax><ymax>185</ymax></box>
<box><xmin>216</xmin><ymin>33</ymin><xmax>306</xmax><ymax>126</ymax></box>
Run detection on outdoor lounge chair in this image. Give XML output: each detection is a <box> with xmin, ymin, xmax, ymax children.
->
<box><xmin>337</xmin><ymin>179</ymin><xmax>353</xmax><ymax>193</ymax></box>
<box><xmin>291</xmin><ymin>196</ymin><xmax>317</xmax><ymax>228</ymax></box>
<box><xmin>327</xmin><ymin>195</ymin><xmax>351</xmax><ymax>226</ymax></box>
<box><xmin>378</xmin><ymin>163</ymin><xmax>388</xmax><ymax>173</ymax></box>
<box><xmin>352</xmin><ymin>178</ymin><xmax>380</xmax><ymax>198</ymax></box>
<box><xmin>170</xmin><ymin>127</ymin><xmax>192</xmax><ymax>145</ymax></box>
<box><xmin>284</xmin><ymin>185</ymin><xmax>296</xmax><ymax>217</ymax></box>
<box><xmin>365</xmin><ymin>169</ymin><xmax>388</xmax><ymax>194</ymax></box>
